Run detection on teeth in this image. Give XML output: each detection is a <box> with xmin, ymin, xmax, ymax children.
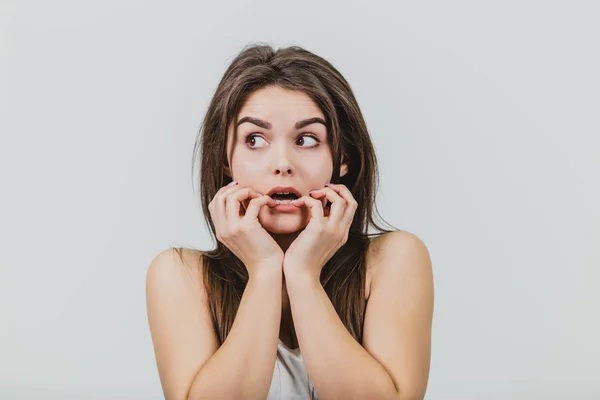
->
<box><xmin>274</xmin><ymin>199</ymin><xmax>295</xmax><ymax>205</ymax></box>
<box><xmin>270</xmin><ymin>191</ymin><xmax>298</xmax><ymax>197</ymax></box>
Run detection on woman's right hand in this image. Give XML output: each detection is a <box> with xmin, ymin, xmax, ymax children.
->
<box><xmin>208</xmin><ymin>181</ymin><xmax>283</xmax><ymax>277</ymax></box>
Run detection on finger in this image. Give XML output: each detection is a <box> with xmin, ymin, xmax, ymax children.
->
<box><xmin>325</xmin><ymin>183</ymin><xmax>358</xmax><ymax>227</ymax></box>
<box><xmin>292</xmin><ymin>195</ymin><xmax>324</xmax><ymax>225</ymax></box>
<box><xmin>244</xmin><ymin>194</ymin><xmax>276</xmax><ymax>220</ymax></box>
<box><xmin>304</xmin><ymin>189</ymin><xmax>328</xmax><ymax>209</ymax></box>
<box><xmin>310</xmin><ymin>187</ymin><xmax>346</xmax><ymax>225</ymax></box>
<box><xmin>211</xmin><ymin>181</ymin><xmax>239</xmax><ymax>209</ymax></box>
<box><xmin>214</xmin><ymin>183</ymin><xmax>243</xmax><ymax>224</ymax></box>
<box><xmin>307</xmin><ymin>190</ymin><xmax>329</xmax><ymax>216</ymax></box>
<box><xmin>239</xmin><ymin>190</ymin><xmax>264</xmax><ymax>215</ymax></box>
<box><xmin>226</xmin><ymin>188</ymin><xmax>259</xmax><ymax>222</ymax></box>
<box><xmin>216</xmin><ymin>180</ymin><xmax>239</xmax><ymax>197</ymax></box>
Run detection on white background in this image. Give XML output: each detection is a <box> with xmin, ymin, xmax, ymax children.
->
<box><xmin>1</xmin><ymin>0</ymin><xmax>598</xmax><ymax>398</ymax></box>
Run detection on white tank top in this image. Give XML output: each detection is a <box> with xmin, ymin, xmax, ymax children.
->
<box><xmin>267</xmin><ymin>339</ymin><xmax>319</xmax><ymax>399</ymax></box>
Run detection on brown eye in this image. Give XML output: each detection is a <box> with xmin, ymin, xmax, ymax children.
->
<box><xmin>245</xmin><ymin>134</ymin><xmax>267</xmax><ymax>148</ymax></box>
<box><xmin>297</xmin><ymin>135</ymin><xmax>319</xmax><ymax>147</ymax></box>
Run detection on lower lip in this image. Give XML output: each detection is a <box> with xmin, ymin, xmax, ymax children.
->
<box><xmin>273</xmin><ymin>203</ymin><xmax>299</xmax><ymax>212</ymax></box>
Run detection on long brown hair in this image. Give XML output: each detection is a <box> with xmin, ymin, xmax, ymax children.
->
<box><xmin>175</xmin><ymin>43</ymin><xmax>396</xmax><ymax>348</ymax></box>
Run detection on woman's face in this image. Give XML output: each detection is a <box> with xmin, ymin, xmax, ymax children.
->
<box><xmin>225</xmin><ymin>85</ymin><xmax>347</xmax><ymax>234</ymax></box>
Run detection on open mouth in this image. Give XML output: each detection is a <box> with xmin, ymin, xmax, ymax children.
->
<box><xmin>270</xmin><ymin>192</ymin><xmax>299</xmax><ymax>204</ymax></box>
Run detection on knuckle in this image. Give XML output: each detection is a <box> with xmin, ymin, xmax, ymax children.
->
<box><xmin>248</xmin><ymin>197</ymin><xmax>262</xmax><ymax>206</ymax></box>
<box><xmin>228</xmin><ymin>188</ymin><xmax>247</xmax><ymax>201</ymax></box>
<box><xmin>225</xmin><ymin>195</ymin><xmax>237</xmax><ymax>204</ymax></box>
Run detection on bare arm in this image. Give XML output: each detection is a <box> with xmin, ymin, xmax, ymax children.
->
<box><xmin>284</xmin><ymin>231</ymin><xmax>434</xmax><ymax>400</ymax></box>
<box><xmin>146</xmin><ymin>248</ymin><xmax>283</xmax><ymax>400</ymax></box>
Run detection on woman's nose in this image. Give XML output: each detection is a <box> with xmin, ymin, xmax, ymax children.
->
<box><xmin>272</xmin><ymin>142</ymin><xmax>294</xmax><ymax>175</ymax></box>
<box><xmin>275</xmin><ymin>164</ymin><xmax>293</xmax><ymax>175</ymax></box>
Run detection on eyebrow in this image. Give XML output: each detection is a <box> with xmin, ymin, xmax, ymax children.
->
<box><xmin>236</xmin><ymin>116</ymin><xmax>326</xmax><ymax>130</ymax></box>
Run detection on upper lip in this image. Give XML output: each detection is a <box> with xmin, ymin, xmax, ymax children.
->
<box><xmin>266</xmin><ymin>186</ymin><xmax>302</xmax><ymax>198</ymax></box>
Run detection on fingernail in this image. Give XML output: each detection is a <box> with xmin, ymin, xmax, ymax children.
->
<box><xmin>227</xmin><ymin>180</ymin><xmax>238</xmax><ymax>187</ymax></box>
<box><xmin>325</xmin><ymin>183</ymin><xmax>333</xmax><ymax>187</ymax></box>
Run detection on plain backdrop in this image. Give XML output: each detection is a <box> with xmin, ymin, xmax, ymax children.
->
<box><xmin>1</xmin><ymin>0</ymin><xmax>598</xmax><ymax>399</ymax></box>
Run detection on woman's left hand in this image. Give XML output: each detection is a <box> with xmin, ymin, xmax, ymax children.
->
<box><xmin>283</xmin><ymin>183</ymin><xmax>358</xmax><ymax>280</ymax></box>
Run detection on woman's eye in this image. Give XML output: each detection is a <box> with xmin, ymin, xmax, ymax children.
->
<box><xmin>245</xmin><ymin>134</ymin><xmax>319</xmax><ymax>149</ymax></box>
<box><xmin>245</xmin><ymin>134</ymin><xmax>267</xmax><ymax>148</ymax></box>
<box><xmin>297</xmin><ymin>135</ymin><xmax>319</xmax><ymax>147</ymax></box>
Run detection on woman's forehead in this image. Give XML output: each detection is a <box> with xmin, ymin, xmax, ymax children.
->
<box><xmin>237</xmin><ymin>86</ymin><xmax>324</xmax><ymax>121</ymax></box>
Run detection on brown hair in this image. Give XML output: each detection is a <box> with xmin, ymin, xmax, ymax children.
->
<box><xmin>175</xmin><ymin>43</ymin><xmax>396</xmax><ymax>350</ymax></box>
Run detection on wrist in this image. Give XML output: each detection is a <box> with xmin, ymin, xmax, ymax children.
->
<box><xmin>248</xmin><ymin>265</ymin><xmax>283</xmax><ymax>283</ymax></box>
<box><xmin>283</xmin><ymin>265</ymin><xmax>320</xmax><ymax>284</ymax></box>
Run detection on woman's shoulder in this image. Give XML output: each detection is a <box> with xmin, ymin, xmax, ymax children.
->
<box><xmin>146</xmin><ymin>247</ymin><xmax>207</xmax><ymax>296</ymax></box>
<box><xmin>151</xmin><ymin>247</ymin><xmax>205</xmax><ymax>268</ymax></box>
<box><xmin>365</xmin><ymin>230</ymin><xmax>424</xmax><ymax>300</ymax></box>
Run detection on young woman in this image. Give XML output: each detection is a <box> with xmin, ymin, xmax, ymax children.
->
<box><xmin>146</xmin><ymin>44</ymin><xmax>434</xmax><ymax>400</ymax></box>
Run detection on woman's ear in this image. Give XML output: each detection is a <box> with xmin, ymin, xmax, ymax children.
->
<box><xmin>340</xmin><ymin>158</ymin><xmax>349</xmax><ymax>177</ymax></box>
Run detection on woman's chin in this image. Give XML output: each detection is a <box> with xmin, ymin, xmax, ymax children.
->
<box><xmin>258</xmin><ymin>210</ymin><xmax>308</xmax><ymax>234</ymax></box>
